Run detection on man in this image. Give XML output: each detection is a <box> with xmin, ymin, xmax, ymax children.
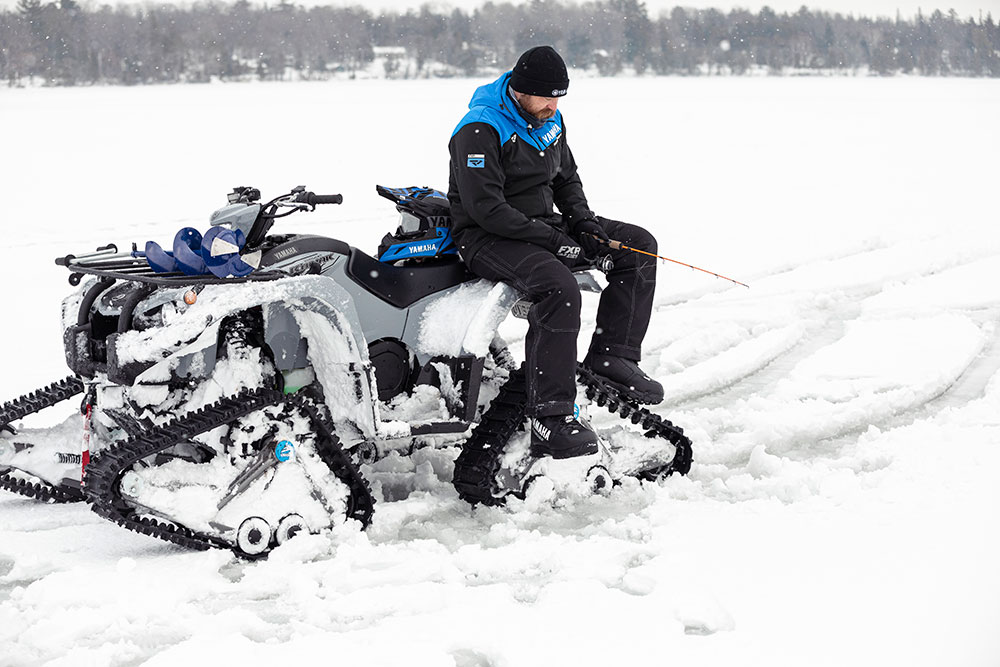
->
<box><xmin>448</xmin><ymin>45</ymin><xmax>662</xmax><ymax>460</ymax></box>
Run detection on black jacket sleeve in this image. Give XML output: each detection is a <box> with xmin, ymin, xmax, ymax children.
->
<box><xmin>551</xmin><ymin>121</ymin><xmax>594</xmax><ymax>232</ymax></box>
<box><xmin>450</xmin><ymin>121</ymin><xmax>562</xmax><ymax>249</ymax></box>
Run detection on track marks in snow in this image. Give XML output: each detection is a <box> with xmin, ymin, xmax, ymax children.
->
<box><xmin>922</xmin><ymin>315</ymin><xmax>1000</xmax><ymax>410</ymax></box>
<box><xmin>650</xmin><ymin>239</ymin><xmax>1000</xmax><ymax>400</ymax></box>
<box><xmin>679</xmin><ymin>313</ymin><xmax>984</xmax><ymax>468</ymax></box>
<box><xmin>642</xmin><ymin>241</ymin><xmax>1000</xmax><ymax>505</ymax></box>
<box><xmin>655</xmin><ymin>322</ymin><xmax>812</xmax><ymax>407</ymax></box>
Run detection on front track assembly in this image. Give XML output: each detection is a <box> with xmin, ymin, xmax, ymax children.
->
<box><xmin>0</xmin><ymin>376</ymin><xmax>86</xmax><ymax>503</ymax></box>
<box><xmin>452</xmin><ymin>363</ymin><xmax>693</xmax><ymax>506</ymax></box>
<box><xmin>84</xmin><ymin>387</ymin><xmax>375</xmax><ymax>555</ymax></box>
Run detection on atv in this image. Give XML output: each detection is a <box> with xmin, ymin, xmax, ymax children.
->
<box><xmin>0</xmin><ymin>184</ymin><xmax>692</xmax><ymax>557</ymax></box>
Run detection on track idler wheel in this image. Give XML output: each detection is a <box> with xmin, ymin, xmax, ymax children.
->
<box><xmin>119</xmin><ymin>471</ymin><xmax>144</xmax><ymax>499</ymax></box>
<box><xmin>276</xmin><ymin>513</ymin><xmax>309</xmax><ymax>545</ymax></box>
<box><xmin>516</xmin><ymin>459</ymin><xmax>614</xmax><ymax>501</ymax></box>
<box><xmin>350</xmin><ymin>441</ymin><xmax>379</xmax><ymax>467</ymax></box>
<box><xmin>236</xmin><ymin>516</ymin><xmax>273</xmax><ymax>556</ymax></box>
<box><xmin>586</xmin><ymin>465</ymin><xmax>613</xmax><ymax>495</ymax></box>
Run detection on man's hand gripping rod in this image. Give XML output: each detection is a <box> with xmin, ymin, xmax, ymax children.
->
<box><xmin>589</xmin><ymin>234</ymin><xmax>750</xmax><ymax>289</ymax></box>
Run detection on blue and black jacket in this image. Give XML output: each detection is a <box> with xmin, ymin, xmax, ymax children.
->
<box><xmin>447</xmin><ymin>71</ymin><xmax>594</xmax><ymax>262</ymax></box>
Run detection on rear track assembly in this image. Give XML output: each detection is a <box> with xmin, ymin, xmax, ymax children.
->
<box><xmin>452</xmin><ymin>363</ymin><xmax>693</xmax><ymax>506</ymax></box>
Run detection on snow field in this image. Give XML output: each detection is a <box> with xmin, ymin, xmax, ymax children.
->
<box><xmin>1</xmin><ymin>76</ymin><xmax>999</xmax><ymax>665</ymax></box>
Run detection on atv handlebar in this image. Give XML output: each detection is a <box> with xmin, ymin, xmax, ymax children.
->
<box><xmin>294</xmin><ymin>192</ymin><xmax>343</xmax><ymax>207</ymax></box>
<box><xmin>244</xmin><ymin>187</ymin><xmax>343</xmax><ymax>248</ymax></box>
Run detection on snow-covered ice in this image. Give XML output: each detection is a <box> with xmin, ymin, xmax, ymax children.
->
<box><xmin>1</xmin><ymin>76</ymin><xmax>998</xmax><ymax>666</ymax></box>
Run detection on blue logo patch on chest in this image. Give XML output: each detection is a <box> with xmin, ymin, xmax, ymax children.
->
<box><xmin>467</xmin><ymin>154</ymin><xmax>485</xmax><ymax>168</ymax></box>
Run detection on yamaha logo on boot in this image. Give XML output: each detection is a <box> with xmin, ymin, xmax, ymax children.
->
<box><xmin>531</xmin><ymin>419</ymin><xmax>551</xmax><ymax>441</ymax></box>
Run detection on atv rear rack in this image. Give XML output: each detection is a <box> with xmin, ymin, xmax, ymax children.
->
<box><xmin>56</xmin><ymin>245</ymin><xmax>283</xmax><ymax>287</ymax></box>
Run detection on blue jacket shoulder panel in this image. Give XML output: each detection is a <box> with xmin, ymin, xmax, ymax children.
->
<box><xmin>451</xmin><ymin>106</ymin><xmax>513</xmax><ymax>143</ymax></box>
<box><xmin>451</xmin><ymin>72</ymin><xmax>563</xmax><ymax>150</ymax></box>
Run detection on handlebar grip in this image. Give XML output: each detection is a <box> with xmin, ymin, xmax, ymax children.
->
<box><xmin>297</xmin><ymin>192</ymin><xmax>343</xmax><ymax>206</ymax></box>
<box><xmin>312</xmin><ymin>193</ymin><xmax>343</xmax><ymax>205</ymax></box>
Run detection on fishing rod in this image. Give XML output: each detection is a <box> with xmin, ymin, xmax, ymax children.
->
<box><xmin>590</xmin><ymin>234</ymin><xmax>750</xmax><ymax>289</ymax></box>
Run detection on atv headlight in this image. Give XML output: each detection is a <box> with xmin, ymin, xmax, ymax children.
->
<box><xmin>132</xmin><ymin>303</ymin><xmax>166</xmax><ymax>331</ymax></box>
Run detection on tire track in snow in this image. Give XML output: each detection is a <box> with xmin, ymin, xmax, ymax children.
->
<box><xmin>659</xmin><ymin>319</ymin><xmax>844</xmax><ymax>410</ymax></box>
<box><xmin>661</xmin><ymin>242</ymin><xmax>999</xmax><ymax>398</ymax></box>
<box><xmin>683</xmin><ymin>316</ymin><xmax>984</xmax><ymax>465</ymax></box>
<box><xmin>807</xmin><ymin>309</ymin><xmax>1000</xmax><ymax>456</ymax></box>
<box><xmin>650</xmin><ymin>241</ymin><xmax>1000</xmax><ymax>408</ymax></box>
<box><xmin>921</xmin><ymin>311</ymin><xmax>1000</xmax><ymax>410</ymax></box>
<box><xmin>647</xmin><ymin>280</ymin><xmax>873</xmax><ymax>414</ymax></box>
<box><xmin>641</xmin><ymin>241</ymin><xmax>940</xmax><ymax>410</ymax></box>
<box><xmin>648</xmin><ymin>248</ymin><xmax>1000</xmax><ymax>493</ymax></box>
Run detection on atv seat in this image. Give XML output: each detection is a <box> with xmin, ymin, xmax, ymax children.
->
<box><xmin>346</xmin><ymin>249</ymin><xmax>474</xmax><ymax>309</ymax></box>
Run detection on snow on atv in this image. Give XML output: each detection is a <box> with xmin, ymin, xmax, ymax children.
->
<box><xmin>0</xmin><ymin>184</ymin><xmax>692</xmax><ymax>557</ymax></box>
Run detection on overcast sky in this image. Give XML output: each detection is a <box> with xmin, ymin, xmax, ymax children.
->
<box><xmin>4</xmin><ymin>0</ymin><xmax>996</xmax><ymax>20</ymax></box>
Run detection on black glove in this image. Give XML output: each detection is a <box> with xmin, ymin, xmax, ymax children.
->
<box><xmin>575</xmin><ymin>219</ymin><xmax>609</xmax><ymax>243</ymax></box>
<box><xmin>547</xmin><ymin>229</ymin><xmax>583</xmax><ymax>268</ymax></box>
<box><xmin>574</xmin><ymin>219</ymin><xmax>610</xmax><ymax>260</ymax></box>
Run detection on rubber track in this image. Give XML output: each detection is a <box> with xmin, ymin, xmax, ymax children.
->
<box><xmin>298</xmin><ymin>398</ymin><xmax>376</xmax><ymax>528</ymax></box>
<box><xmin>452</xmin><ymin>364</ymin><xmax>694</xmax><ymax>506</ymax></box>
<box><xmin>452</xmin><ymin>368</ymin><xmax>528</xmax><ymax>506</ymax></box>
<box><xmin>0</xmin><ymin>376</ymin><xmax>86</xmax><ymax>504</ymax></box>
<box><xmin>576</xmin><ymin>364</ymin><xmax>693</xmax><ymax>479</ymax></box>
<box><xmin>85</xmin><ymin>387</ymin><xmax>375</xmax><ymax>555</ymax></box>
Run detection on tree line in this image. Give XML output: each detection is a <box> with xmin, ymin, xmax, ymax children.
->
<box><xmin>2</xmin><ymin>0</ymin><xmax>998</xmax><ymax>86</ymax></box>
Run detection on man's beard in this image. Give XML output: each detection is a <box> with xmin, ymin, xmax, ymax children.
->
<box><xmin>526</xmin><ymin>104</ymin><xmax>555</xmax><ymax>121</ymax></box>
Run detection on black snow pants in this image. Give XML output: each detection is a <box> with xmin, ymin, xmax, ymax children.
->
<box><xmin>462</xmin><ymin>216</ymin><xmax>657</xmax><ymax>417</ymax></box>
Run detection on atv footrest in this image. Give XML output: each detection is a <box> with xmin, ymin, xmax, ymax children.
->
<box><xmin>409</xmin><ymin>421</ymin><xmax>470</xmax><ymax>436</ymax></box>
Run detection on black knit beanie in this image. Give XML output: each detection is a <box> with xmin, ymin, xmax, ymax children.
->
<box><xmin>509</xmin><ymin>46</ymin><xmax>569</xmax><ymax>97</ymax></box>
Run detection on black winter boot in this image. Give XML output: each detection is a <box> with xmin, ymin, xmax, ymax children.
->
<box><xmin>584</xmin><ymin>353</ymin><xmax>664</xmax><ymax>405</ymax></box>
<box><xmin>530</xmin><ymin>415</ymin><xmax>599</xmax><ymax>459</ymax></box>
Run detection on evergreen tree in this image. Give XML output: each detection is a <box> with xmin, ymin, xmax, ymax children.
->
<box><xmin>1</xmin><ymin>0</ymin><xmax>997</xmax><ymax>86</ymax></box>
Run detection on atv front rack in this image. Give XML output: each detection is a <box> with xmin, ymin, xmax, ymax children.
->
<box><xmin>59</xmin><ymin>246</ymin><xmax>281</xmax><ymax>384</ymax></box>
<box><xmin>56</xmin><ymin>245</ymin><xmax>283</xmax><ymax>287</ymax></box>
